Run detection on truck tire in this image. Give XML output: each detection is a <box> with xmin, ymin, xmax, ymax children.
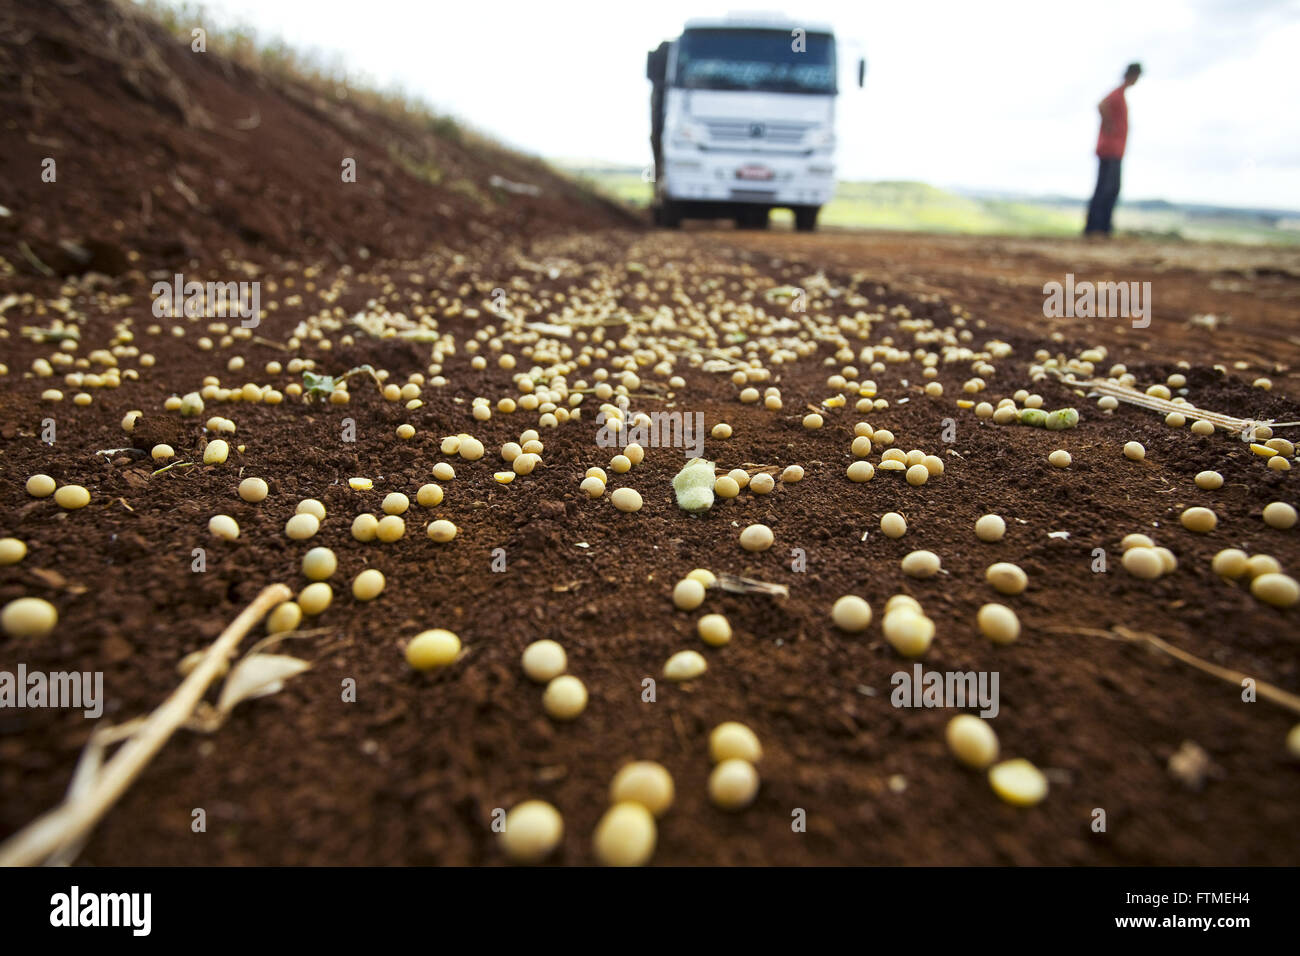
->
<box><xmin>794</xmin><ymin>205</ymin><xmax>820</xmax><ymax>232</ymax></box>
<box><xmin>657</xmin><ymin>200</ymin><xmax>682</xmax><ymax>229</ymax></box>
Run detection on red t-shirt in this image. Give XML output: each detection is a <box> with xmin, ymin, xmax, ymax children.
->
<box><xmin>1096</xmin><ymin>85</ymin><xmax>1128</xmax><ymax>159</ymax></box>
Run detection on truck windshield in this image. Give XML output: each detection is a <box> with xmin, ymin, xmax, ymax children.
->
<box><xmin>673</xmin><ymin>28</ymin><xmax>836</xmax><ymax>95</ymax></box>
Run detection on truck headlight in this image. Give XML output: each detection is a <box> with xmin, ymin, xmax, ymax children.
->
<box><xmin>807</xmin><ymin>128</ymin><xmax>835</xmax><ymax>150</ymax></box>
<box><xmin>671</xmin><ymin>120</ymin><xmax>709</xmax><ymax>146</ymax></box>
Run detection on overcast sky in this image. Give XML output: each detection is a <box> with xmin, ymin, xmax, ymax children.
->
<box><xmin>169</xmin><ymin>0</ymin><xmax>1300</xmax><ymax>209</ymax></box>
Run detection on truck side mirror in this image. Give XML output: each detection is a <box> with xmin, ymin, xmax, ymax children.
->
<box><xmin>647</xmin><ymin>44</ymin><xmax>667</xmax><ymax>83</ymax></box>
<box><xmin>857</xmin><ymin>58</ymin><xmax>866</xmax><ymax>88</ymax></box>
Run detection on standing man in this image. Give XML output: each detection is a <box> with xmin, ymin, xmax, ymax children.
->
<box><xmin>1085</xmin><ymin>63</ymin><xmax>1141</xmax><ymax>237</ymax></box>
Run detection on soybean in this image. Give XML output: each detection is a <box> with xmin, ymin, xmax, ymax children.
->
<box><xmin>208</xmin><ymin>514</ymin><xmax>240</xmax><ymax>541</ymax></box>
<box><xmin>610</xmin><ymin>762</ymin><xmax>675</xmax><ymax>817</ymax></box>
<box><xmin>611</xmin><ymin>488</ymin><xmax>643</xmax><ymax>513</ymax></box>
<box><xmin>740</xmin><ymin>524</ymin><xmax>774</xmax><ymax>552</ymax></box>
<box><xmin>664</xmin><ymin>650</ymin><xmax>707</xmax><ymax>681</ymax></box>
<box><xmin>543</xmin><ymin>675</ymin><xmax>588</xmax><ymax>720</ymax></box>
<box><xmin>406</xmin><ymin>628</ymin><xmax>461</xmax><ymax>670</ymax></box>
<box><xmin>352</xmin><ymin>568</ymin><xmax>386</xmax><ymax>601</ymax></box>
<box><xmin>901</xmin><ymin>550</ymin><xmax>941</xmax><ymax>578</ymax></box>
<box><xmin>500</xmin><ymin>801</ymin><xmax>564</xmax><ymax>864</ymax></box>
<box><xmin>946</xmin><ymin>715</ymin><xmax>1000</xmax><ymax>769</ymax></box>
<box><xmin>697</xmin><ymin>613</ymin><xmax>732</xmax><ymax>647</ymax></box>
<box><xmin>426</xmin><ymin>519</ymin><xmax>457</xmax><ymax>542</ymax></box>
<box><xmin>975</xmin><ymin>514</ymin><xmax>1005</xmax><ymax>542</ymax></box>
<box><xmin>988</xmin><ymin>758</ymin><xmax>1049</xmax><ymax>806</ymax></box>
<box><xmin>880</xmin><ymin>512</ymin><xmax>907</xmax><ymax>538</ymax></box>
<box><xmin>1263</xmin><ymin>502</ymin><xmax>1297</xmax><ymax>530</ymax></box>
<box><xmin>986</xmin><ymin>562</ymin><xmax>1028</xmax><ymax>595</ymax></box>
<box><xmin>298</xmin><ymin>582</ymin><xmax>333</xmax><ymax>616</ymax></box>
<box><xmin>710</xmin><ymin>721</ymin><xmax>762</xmax><ymax>763</ymax></box>
<box><xmin>239</xmin><ymin>477</ymin><xmax>269</xmax><ymax>502</ymax></box>
<box><xmin>977</xmin><ymin>603</ymin><xmax>1020</xmax><ymax>644</ymax></box>
<box><xmin>2</xmin><ymin>597</ymin><xmax>58</xmax><ymax>639</ymax></box>
<box><xmin>522</xmin><ymin>639</ymin><xmax>568</xmax><ymax>682</ymax></box>
<box><xmin>1180</xmin><ymin>507</ymin><xmax>1217</xmax><ymax>533</ymax></box>
<box><xmin>831</xmin><ymin>595</ymin><xmax>872</xmax><ymax>633</ymax></box>
<box><xmin>593</xmin><ymin>802</ymin><xmax>656</xmax><ymax>867</ymax></box>
<box><xmin>708</xmin><ymin>759</ymin><xmax>760</xmax><ymax>811</ymax></box>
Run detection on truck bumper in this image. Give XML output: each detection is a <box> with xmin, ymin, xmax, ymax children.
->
<box><xmin>660</xmin><ymin>150</ymin><xmax>836</xmax><ymax>207</ymax></box>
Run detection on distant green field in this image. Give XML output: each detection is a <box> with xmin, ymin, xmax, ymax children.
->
<box><xmin>558</xmin><ymin>165</ymin><xmax>1300</xmax><ymax>245</ymax></box>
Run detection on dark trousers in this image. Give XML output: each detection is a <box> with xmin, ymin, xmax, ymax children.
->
<box><xmin>1084</xmin><ymin>158</ymin><xmax>1122</xmax><ymax>235</ymax></box>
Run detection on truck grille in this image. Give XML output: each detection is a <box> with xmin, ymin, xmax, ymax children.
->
<box><xmin>702</xmin><ymin>119</ymin><xmax>811</xmax><ymax>146</ymax></box>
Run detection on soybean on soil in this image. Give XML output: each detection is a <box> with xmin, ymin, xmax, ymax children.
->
<box><xmin>2</xmin><ymin>228</ymin><xmax>1299</xmax><ymax>865</ymax></box>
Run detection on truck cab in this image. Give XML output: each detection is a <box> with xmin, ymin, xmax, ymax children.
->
<box><xmin>647</xmin><ymin>14</ymin><xmax>862</xmax><ymax>231</ymax></box>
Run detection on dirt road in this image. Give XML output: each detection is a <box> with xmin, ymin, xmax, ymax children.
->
<box><xmin>3</xmin><ymin>226</ymin><xmax>1299</xmax><ymax>865</ymax></box>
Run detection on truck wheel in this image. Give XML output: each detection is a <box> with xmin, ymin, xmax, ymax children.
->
<box><xmin>658</xmin><ymin>200</ymin><xmax>682</xmax><ymax>229</ymax></box>
<box><xmin>794</xmin><ymin>205</ymin><xmax>820</xmax><ymax>232</ymax></box>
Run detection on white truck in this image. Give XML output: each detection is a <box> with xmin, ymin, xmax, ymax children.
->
<box><xmin>647</xmin><ymin>13</ymin><xmax>863</xmax><ymax>231</ymax></box>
